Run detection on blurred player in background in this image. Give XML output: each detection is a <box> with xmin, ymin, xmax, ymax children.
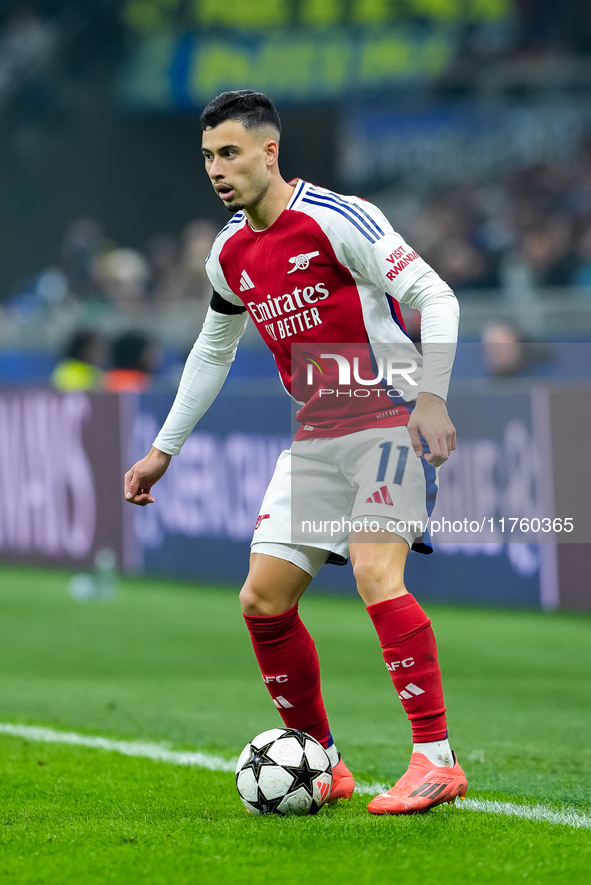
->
<box><xmin>103</xmin><ymin>331</ymin><xmax>158</xmax><ymax>393</ymax></box>
<box><xmin>124</xmin><ymin>91</ymin><xmax>466</xmax><ymax>815</ymax></box>
<box><xmin>51</xmin><ymin>329</ymin><xmax>105</xmax><ymax>391</ymax></box>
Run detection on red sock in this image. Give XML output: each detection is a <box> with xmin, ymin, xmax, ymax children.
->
<box><xmin>243</xmin><ymin>605</ymin><xmax>331</xmax><ymax>747</ymax></box>
<box><xmin>367</xmin><ymin>594</ymin><xmax>447</xmax><ymax>743</ymax></box>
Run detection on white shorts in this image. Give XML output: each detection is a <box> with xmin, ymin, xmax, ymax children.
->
<box><xmin>251</xmin><ymin>426</ymin><xmax>437</xmax><ymax>577</ymax></box>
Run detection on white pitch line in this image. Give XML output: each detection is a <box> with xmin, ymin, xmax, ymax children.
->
<box><xmin>1</xmin><ymin>723</ymin><xmax>589</xmax><ymax>830</ymax></box>
<box><xmin>0</xmin><ymin>722</ymin><xmax>236</xmax><ymax>772</ymax></box>
<box><xmin>354</xmin><ymin>782</ymin><xmax>591</xmax><ymax>829</ymax></box>
<box><xmin>458</xmin><ymin>798</ymin><xmax>591</xmax><ymax>830</ymax></box>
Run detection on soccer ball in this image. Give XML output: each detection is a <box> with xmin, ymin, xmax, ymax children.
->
<box><xmin>235</xmin><ymin>727</ymin><xmax>333</xmax><ymax>816</ymax></box>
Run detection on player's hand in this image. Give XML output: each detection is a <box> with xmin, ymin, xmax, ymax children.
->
<box><xmin>407</xmin><ymin>392</ymin><xmax>456</xmax><ymax>467</ymax></box>
<box><xmin>124</xmin><ymin>446</ymin><xmax>172</xmax><ymax>506</ymax></box>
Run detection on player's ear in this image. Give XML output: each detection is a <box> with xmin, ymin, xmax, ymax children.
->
<box><xmin>264</xmin><ymin>138</ymin><xmax>279</xmax><ymax>167</ymax></box>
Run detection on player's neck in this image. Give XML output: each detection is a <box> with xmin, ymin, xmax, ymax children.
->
<box><xmin>245</xmin><ymin>178</ymin><xmax>295</xmax><ymax>231</ymax></box>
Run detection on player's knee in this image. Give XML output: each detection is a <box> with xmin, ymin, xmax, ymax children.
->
<box><xmin>352</xmin><ymin>556</ymin><xmax>406</xmax><ymax>604</ymax></box>
<box><xmin>239</xmin><ymin>577</ymin><xmax>288</xmax><ymax>616</ymax></box>
<box><xmin>239</xmin><ymin>580</ymin><xmax>265</xmax><ymax>615</ymax></box>
<box><xmin>352</xmin><ymin>557</ymin><xmax>380</xmax><ymax>594</ymax></box>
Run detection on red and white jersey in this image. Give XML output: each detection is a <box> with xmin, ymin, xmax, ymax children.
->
<box><xmin>206</xmin><ymin>179</ymin><xmax>456</xmax><ymax>438</ymax></box>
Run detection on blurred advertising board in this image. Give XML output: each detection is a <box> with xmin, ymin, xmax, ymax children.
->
<box><xmin>120</xmin><ymin>0</ymin><xmax>513</xmax><ymax>111</ymax></box>
<box><xmin>0</xmin><ymin>383</ymin><xmax>589</xmax><ymax>610</ymax></box>
<box><xmin>122</xmin><ymin>0</ymin><xmax>510</xmax><ymax>32</ymax></box>
<box><xmin>0</xmin><ymin>390</ymin><xmax>125</xmax><ymax>570</ymax></box>
<box><xmin>120</xmin><ymin>27</ymin><xmax>455</xmax><ymax>110</ymax></box>
<box><xmin>127</xmin><ymin>391</ymin><xmax>291</xmax><ymax>581</ymax></box>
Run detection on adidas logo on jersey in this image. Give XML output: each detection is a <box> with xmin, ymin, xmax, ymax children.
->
<box><xmin>364</xmin><ymin>485</ymin><xmax>393</xmax><ymax>506</ymax></box>
<box><xmin>239</xmin><ymin>269</ymin><xmax>255</xmax><ymax>291</ymax></box>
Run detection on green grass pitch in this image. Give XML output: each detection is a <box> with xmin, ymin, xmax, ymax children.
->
<box><xmin>0</xmin><ymin>565</ymin><xmax>589</xmax><ymax>884</ymax></box>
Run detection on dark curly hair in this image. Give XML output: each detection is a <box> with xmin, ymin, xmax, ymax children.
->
<box><xmin>200</xmin><ymin>90</ymin><xmax>281</xmax><ymax>135</ymax></box>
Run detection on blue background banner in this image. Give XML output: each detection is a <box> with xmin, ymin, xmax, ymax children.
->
<box><xmin>131</xmin><ymin>388</ymin><xmax>543</xmax><ymax>608</ymax></box>
<box><xmin>2</xmin><ymin>385</ymin><xmax>588</xmax><ymax>609</ymax></box>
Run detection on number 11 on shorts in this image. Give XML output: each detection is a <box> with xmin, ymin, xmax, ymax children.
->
<box><xmin>376</xmin><ymin>442</ymin><xmax>409</xmax><ymax>485</ymax></box>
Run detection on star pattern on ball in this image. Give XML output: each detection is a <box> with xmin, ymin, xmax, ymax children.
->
<box><xmin>242</xmin><ymin>741</ymin><xmax>278</xmax><ymax>780</ymax></box>
<box><xmin>283</xmin><ymin>749</ymin><xmax>324</xmax><ymax>800</ymax></box>
<box><xmin>255</xmin><ymin>795</ymin><xmax>283</xmax><ymax>815</ymax></box>
<box><xmin>235</xmin><ymin>729</ymin><xmax>331</xmax><ymax>816</ymax></box>
<box><xmin>279</xmin><ymin>729</ymin><xmax>309</xmax><ymax>748</ymax></box>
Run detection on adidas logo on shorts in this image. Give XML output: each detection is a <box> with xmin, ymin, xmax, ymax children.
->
<box><xmin>364</xmin><ymin>485</ymin><xmax>393</xmax><ymax>505</ymax></box>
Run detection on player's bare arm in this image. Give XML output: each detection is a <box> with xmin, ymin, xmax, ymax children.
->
<box><xmin>407</xmin><ymin>391</ymin><xmax>457</xmax><ymax>466</ymax></box>
<box><xmin>124</xmin><ymin>446</ymin><xmax>171</xmax><ymax>506</ymax></box>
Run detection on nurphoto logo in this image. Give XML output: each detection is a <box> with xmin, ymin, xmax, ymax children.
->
<box><xmin>304</xmin><ymin>352</ymin><xmax>418</xmax><ymax>388</ymax></box>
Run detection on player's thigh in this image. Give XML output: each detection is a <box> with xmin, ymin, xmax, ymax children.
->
<box><xmin>240</xmin><ymin>551</ymin><xmax>315</xmax><ymax>616</ymax></box>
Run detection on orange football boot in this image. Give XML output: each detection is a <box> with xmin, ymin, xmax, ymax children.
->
<box><xmin>328</xmin><ymin>755</ymin><xmax>355</xmax><ymax>803</ymax></box>
<box><xmin>367</xmin><ymin>752</ymin><xmax>467</xmax><ymax>815</ymax></box>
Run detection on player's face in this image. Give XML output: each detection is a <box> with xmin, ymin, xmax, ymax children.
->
<box><xmin>201</xmin><ymin>120</ymin><xmax>276</xmax><ymax>213</ymax></box>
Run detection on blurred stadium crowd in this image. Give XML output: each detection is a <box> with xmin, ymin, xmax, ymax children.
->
<box><xmin>2</xmin><ymin>215</ymin><xmax>217</xmax><ymax>342</ymax></box>
<box><xmin>402</xmin><ymin>143</ymin><xmax>591</xmax><ymax>294</ymax></box>
<box><xmin>5</xmin><ymin>141</ymin><xmax>591</xmax><ymax>324</ymax></box>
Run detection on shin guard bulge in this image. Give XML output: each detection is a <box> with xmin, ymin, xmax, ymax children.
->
<box><xmin>243</xmin><ymin>605</ymin><xmax>331</xmax><ymax>747</ymax></box>
<box><xmin>367</xmin><ymin>595</ymin><xmax>447</xmax><ymax>742</ymax></box>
